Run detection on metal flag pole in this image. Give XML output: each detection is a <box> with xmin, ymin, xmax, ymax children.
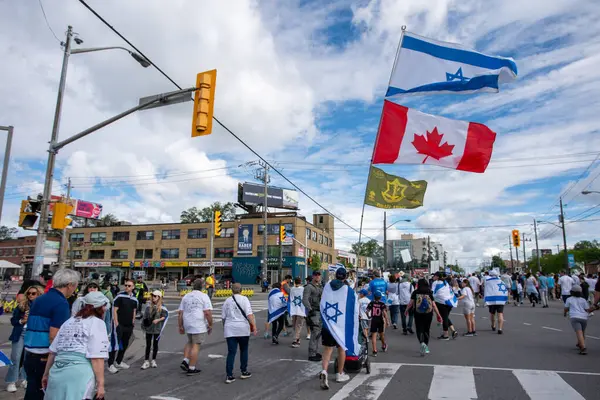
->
<box><xmin>357</xmin><ymin>25</ymin><xmax>407</xmax><ymax>248</ymax></box>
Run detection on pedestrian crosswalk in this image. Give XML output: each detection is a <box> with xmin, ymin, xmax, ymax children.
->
<box><xmin>164</xmin><ymin>299</ymin><xmax>269</xmax><ymax>323</ymax></box>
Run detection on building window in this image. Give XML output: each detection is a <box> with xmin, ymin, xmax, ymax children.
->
<box><xmin>135</xmin><ymin>249</ymin><xmax>153</xmax><ymax>259</ymax></box>
<box><xmin>187</xmin><ymin>248</ymin><xmax>207</xmax><ymax>259</ymax></box>
<box><xmin>214</xmin><ymin>247</ymin><xmax>233</xmax><ymax>258</ymax></box>
<box><xmin>258</xmin><ymin>224</ymin><xmax>292</xmax><ymax>235</ymax></box>
<box><xmin>90</xmin><ymin>232</ymin><xmax>106</xmax><ymax>243</ymax></box>
<box><xmin>136</xmin><ymin>231</ymin><xmax>154</xmax><ymax>240</ymax></box>
<box><xmin>111</xmin><ymin>250</ymin><xmax>128</xmax><ymax>259</ymax></box>
<box><xmin>162</xmin><ymin>230</ymin><xmax>180</xmax><ymax>240</ymax></box>
<box><xmin>12</xmin><ymin>248</ymin><xmax>17</xmax><ymax>256</ymax></box>
<box><xmin>0</xmin><ymin>249</ymin><xmax>4</xmax><ymax>256</ymax></box>
<box><xmin>160</xmin><ymin>248</ymin><xmax>179</xmax><ymax>259</ymax></box>
<box><xmin>28</xmin><ymin>248</ymin><xmax>34</xmax><ymax>255</ymax></box>
<box><xmin>88</xmin><ymin>250</ymin><xmax>105</xmax><ymax>259</ymax></box>
<box><xmin>112</xmin><ymin>231</ymin><xmax>130</xmax><ymax>241</ymax></box>
<box><xmin>319</xmin><ymin>216</ymin><xmax>324</xmax><ymax>223</ymax></box>
<box><xmin>307</xmin><ymin>248</ymin><xmax>311</xmax><ymax>257</ymax></box>
<box><xmin>312</xmin><ymin>231</ymin><xmax>317</xmax><ymax>241</ymax></box>
<box><xmin>306</xmin><ymin>228</ymin><xmax>311</xmax><ymax>239</ymax></box>
<box><xmin>282</xmin><ymin>247</ymin><xmax>293</xmax><ymax>257</ymax></box>
<box><xmin>188</xmin><ymin>228</ymin><xmax>208</xmax><ymax>239</ymax></box>
<box><xmin>324</xmin><ymin>237</ymin><xmax>328</xmax><ymax>246</ymax></box>
<box><xmin>68</xmin><ymin>250</ymin><xmax>83</xmax><ymax>259</ymax></box>
<box><xmin>221</xmin><ymin>227</ymin><xmax>234</xmax><ymax>238</ymax></box>
<box><xmin>70</xmin><ymin>233</ymin><xmax>84</xmax><ymax>243</ymax></box>
<box><xmin>319</xmin><ymin>234</ymin><xmax>323</xmax><ymax>244</ymax></box>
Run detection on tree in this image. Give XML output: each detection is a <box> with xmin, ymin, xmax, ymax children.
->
<box><xmin>100</xmin><ymin>213</ymin><xmax>118</xmax><ymax>227</ymax></box>
<box><xmin>447</xmin><ymin>264</ymin><xmax>465</xmax><ymax>275</ymax></box>
<box><xmin>310</xmin><ymin>254</ymin><xmax>322</xmax><ymax>271</ymax></box>
<box><xmin>351</xmin><ymin>239</ymin><xmax>384</xmax><ymax>265</ymax></box>
<box><xmin>491</xmin><ymin>255</ymin><xmax>506</xmax><ymax>271</ymax></box>
<box><xmin>180</xmin><ymin>202</ymin><xmax>236</xmax><ymax>223</ymax></box>
<box><xmin>0</xmin><ymin>226</ymin><xmax>18</xmax><ymax>241</ymax></box>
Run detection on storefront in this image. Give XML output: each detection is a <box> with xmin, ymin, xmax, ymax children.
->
<box><xmin>232</xmin><ymin>256</ymin><xmax>306</xmax><ymax>284</ymax></box>
<box><xmin>188</xmin><ymin>261</ymin><xmax>233</xmax><ymax>277</ymax></box>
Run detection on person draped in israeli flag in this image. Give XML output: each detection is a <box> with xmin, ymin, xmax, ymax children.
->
<box><xmin>0</xmin><ymin>350</ymin><xmax>12</xmax><ymax>367</ymax></box>
<box><xmin>288</xmin><ymin>277</ymin><xmax>306</xmax><ymax>348</ymax></box>
<box><xmin>484</xmin><ymin>269</ymin><xmax>508</xmax><ymax>334</ymax></box>
<box><xmin>386</xmin><ymin>31</ymin><xmax>517</xmax><ymax>97</ymax></box>
<box><xmin>318</xmin><ymin>267</ymin><xmax>357</xmax><ymax>390</ymax></box>
<box><xmin>267</xmin><ymin>282</ymin><xmax>288</xmax><ymax>345</ymax></box>
<box><xmin>431</xmin><ymin>272</ymin><xmax>458</xmax><ymax>340</ymax></box>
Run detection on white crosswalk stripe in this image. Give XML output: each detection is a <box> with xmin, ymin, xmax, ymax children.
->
<box><xmin>429</xmin><ymin>366</ymin><xmax>476</xmax><ymax>400</ymax></box>
<box><xmin>513</xmin><ymin>370</ymin><xmax>585</xmax><ymax>400</ymax></box>
<box><xmin>165</xmin><ymin>299</ymin><xmax>269</xmax><ymax>323</ymax></box>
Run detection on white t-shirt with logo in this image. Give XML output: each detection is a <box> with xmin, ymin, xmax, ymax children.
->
<box><xmin>221</xmin><ymin>294</ymin><xmax>253</xmax><ymax>338</ymax></box>
<box><xmin>358</xmin><ymin>297</ymin><xmax>370</xmax><ymax>320</ymax></box>
<box><xmin>178</xmin><ymin>290</ymin><xmax>213</xmax><ymax>334</ymax></box>
<box><xmin>49</xmin><ymin>316</ymin><xmax>109</xmax><ymax>359</ymax></box>
<box><xmin>460</xmin><ymin>287</ymin><xmax>475</xmax><ymax>307</ymax></box>
<box><xmin>559</xmin><ymin>275</ymin><xmax>574</xmax><ymax>295</ymax></box>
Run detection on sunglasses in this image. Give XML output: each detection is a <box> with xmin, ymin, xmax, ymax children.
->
<box><xmin>27</xmin><ymin>292</ymin><xmax>38</xmax><ymax>296</ymax></box>
<box><xmin>125</xmin><ymin>284</ymin><xmax>134</xmax><ymax>287</ymax></box>
<box><xmin>152</xmin><ymin>294</ymin><xmax>160</xmax><ymax>298</ymax></box>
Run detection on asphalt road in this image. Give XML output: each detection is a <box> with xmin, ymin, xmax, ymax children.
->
<box><xmin>0</xmin><ymin>293</ymin><xmax>598</xmax><ymax>399</ymax></box>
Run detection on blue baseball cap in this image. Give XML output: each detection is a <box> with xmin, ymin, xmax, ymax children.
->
<box><xmin>374</xmin><ymin>290</ymin><xmax>382</xmax><ymax>298</ymax></box>
<box><xmin>359</xmin><ymin>289</ymin><xmax>368</xmax><ymax>296</ymax></box>
<box><xmin>335</xmin><ymin>267</ymin><xmax>347</xmax><ymax>280</ymax></box>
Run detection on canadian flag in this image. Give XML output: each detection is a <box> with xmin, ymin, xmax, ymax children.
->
<box><xmin>372</xmin><ymin>100</ymin><xmax>496</xmax><ymax>173</ymax></box>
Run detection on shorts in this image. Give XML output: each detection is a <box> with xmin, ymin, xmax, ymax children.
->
<box><xmin>462</xmin><ymin>304</ymin><xmax>475</xmax><ymax>315</ymax></box>
<box><xmin>488</xmin><ymin>305</ymin><xmax>504</xmax><ymax>314</ymax></box>
<box><xmin>321</xmin><ymin>327</ymin><xmax>341</xmax><ymax>348</ymax></box>
<box><xmin>187</xmin><ymin>333</ymin><xmax>206</xmax><ymax>345</ymax></box>
<box><xmin>570</xmin><ymin>318</ymin><xmax>588</xmax><ymax>332</ymax></box>
<box><xmin>370</xmin><ymin>319</ymin><xmax>385</xmax><ymax>334</ymax></box>
<box><xmin>360</xmin><ymin>319</ymin><xmax>370</xmax><ymax>330</ymax></box>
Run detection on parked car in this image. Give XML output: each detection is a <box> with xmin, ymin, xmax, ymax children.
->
<box><xmin>215</xmin><ymin>274</ymin><xmax>233</xmax><ymax>286</ymax></box>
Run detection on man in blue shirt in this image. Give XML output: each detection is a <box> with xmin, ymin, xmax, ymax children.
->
<box><xmin>369</xmin><ymin>271</ymin><xmax>388</xmax><ymax>304</ymax></box>
<box><xmin>538</xmin><ymin>272</ymin><xmax>549</xmax><ymax>308</ymax></box>
<box><xmin>23</xmin><ymin>269</ymin><xmax>79</xmax><ymax>400</ymax></box>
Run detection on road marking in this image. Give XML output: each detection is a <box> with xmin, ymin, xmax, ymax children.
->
<box><xmin>513</xmin><ymin>370</ymin><xmax>585</xmax><ymax>400</ymax></box>
<box><xmin>150</xmin><ymin>397</ymin><xmax>183</xmax><ymax>400</ymax></box>
<box><xmin>330</xmin><ymin>363</ymin><xmax>400</xmax><ymax>400</ymax></box>
<box><xmin>158</xmin><ymin>351</ymin><xmax>184</xmax><ymax>355</ymax></box>
<box><xmin>587</xmin><ymin>335</ymin><xmax>600</xmax><ymax>340</ymax></box>
<box><xmin>542</xmin><ymin>326</ymin><xmax>562</xmax><ymax>332</ymax></box>
<box><xmin>390</xmin><ymin>363</ymin><xmax>600</xmax><ymax>377</ymax></box>
<box><xmin>523</xmin><ymin>323</ymin><xmax>532</xmax><ymax>326</ymax></box>
<box><xmin>208</xmin><ymin>354</ymin><xmax>224</xmax><ymax>359</ymax></box>
<box><xmin>429</xmin><ymin>366</ymin><xmax>477</xmax><ymax>400</ymax></box>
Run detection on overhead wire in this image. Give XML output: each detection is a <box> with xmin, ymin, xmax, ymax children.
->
<box><xmin>38</xmin><ymin>0</ymin><xmax>61</xmax><ymax>43</ymax></box>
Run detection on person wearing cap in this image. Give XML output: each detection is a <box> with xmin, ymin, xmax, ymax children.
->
<box><xmin>141</xmin><ymin>290</ymin><xmax>168</xmax><ymax>370</ymax></box>
<box><xmin>367</xmin><ymin>290</ymin><xmax>390</xmax><ymax>356</ymax></box>
<box><xmin>42</xmin><ymin>291</ymin><xmax>109</xmax><ymax>400</ymax></box>
<box><xmin>302</xmin><ymin>270</ymin><xmax>323</xmax><ymax>362</ymax></box>
<box><xmin>71</xmin><ymin>281</ymin><xmax>101</xmax><ymax>317</ymax></box>
<box><xmin>564</xmin><ymin>284</ymin><xmax>592</xmax><ymax>355</ymax></box>
<box><xmin>16</xmin><ymin>270</ymin><xmax>53</xmax><ymax>302</ymax></box>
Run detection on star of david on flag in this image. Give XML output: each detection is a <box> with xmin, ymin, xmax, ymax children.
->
<box><xmin>497</xmin><ymin>282</ymin><xmax>508</xmax><ymax>294</ymax></box>
<box><xmin>323</xmin><ymin>301</ymin><xmax>343</xmax><ymax>323</ymax></box>
<box><xmin>446</xmin><ymin>67</ymin><xmax>469</xmax><ymax>82</ymax></box>
<box><xmin>292</xmin><ymin>296</ymin><xmax>302</xmax><ymax>307</ymax></box>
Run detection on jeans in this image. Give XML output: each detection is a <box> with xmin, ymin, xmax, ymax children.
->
<box><xmin>436</xmin><ymin>303</ymin><xmax>453</xmax><ymax>332</ymax></box>
<box><xmin>414</xmin><ymin>312</ymin><xmax>433</xmax><ymax>345</ymax></box>
<box><xmin>108</xmin><ymin>326</ymin><xmax>134</xmax><ymax>366</ymax></box>
<box><xmin>24</xmin><ymin>352</ymin><xmax>46</xmax><ymax>400</ymax></box>
<box><xmin>306</xmin><ymin>313</ymin><xmax>322</xmax><ymax>357</ymax></box>
<box><xmin>145</xmin><ymin>333</ymin><xmax>159</xmax><ymax>361</ymax></box>
<box><xmin>208</xmin><ymin>288</ymin><xmax>214</xmax><ymax>299</ymax></box>
<box><xmin>226</xmin><ymin>336</ymin><xmax>249</xmax><ymax>377</ymax></box>
<box><xmin>5</xmin><ymin>335</ymin><xmax>26</xmax><ymax>384</ymax></box>
<box><xmin>399</xmin><ymin>304</ymin><xmax>413</xmax><ymax>332</ymax></box>
<box><xmin>562</xmin><ymin>294</ymin><xmax>571</xmax><ymax>303</ymax></box>
<box><xmin>539</xmin><ymin>289</ymin><xmax>548</xmax><ymax>307</ymax></box>
<box><xmin>388</xmin><ymin>305</ymin><xmax>400</xmax><ymax>326</ymax></box>
<box><xmin>271</xmin><ymin>315</ymin><xmax>285</xmax><ymax>338</ymax></box>
<box><xmin>292</xmin><ymin>315</ymin><xmax>305</xmax><ymax>342</ymax></box>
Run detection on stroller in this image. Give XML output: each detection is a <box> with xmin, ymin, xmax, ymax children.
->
<box><xmin>334</xmin><ymin>328</ymin><xmax>371</xmax><ymax>374</ymax></box>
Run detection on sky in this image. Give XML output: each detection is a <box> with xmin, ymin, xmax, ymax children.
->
<box><xmin>1</xmin><ymin>0</ymin><xmax>600</xmax><ymax>270</ymax></box>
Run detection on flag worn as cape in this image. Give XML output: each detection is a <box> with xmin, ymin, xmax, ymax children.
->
<box><xmin>484</xmin><ymin>276</ymin><xmax>509</xmax><ymax>305</ymax></box>
<box><xmin>432</xmin><ymin>280</ymin><xmax>458</xmax><ymax>308</ymax></box>
<box><xmin>386</xmin><ymin>31</ymin><xmax>517</xmax><ymax>97</ymax></box>
<box><xmin>268</xmin><ymin>288</ymin><xmax>287</xmax><ymax>323</ymax></box>
<box><xmin>0</xmin><ymin>350</ymin><xmax>12</xmax><ymax>367</ymax></box>
<box><xmin>320</xmin><ymin>281</ymin><xmax>359</xmax><ymax>356</ymax></box>
<box><xmin>365</xmin><ymin>165</ymin><xmax>427</xmax><ymax>209</ymax></box>
<box><xmin>289</xmin><ymin>286</ymin><xmax>306</xmax><ymax>317</ymax></box>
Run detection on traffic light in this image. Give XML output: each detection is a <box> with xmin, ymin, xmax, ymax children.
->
<box><xmin>51</xmin><ymin>202</ymin><xmax>74</xmax><ymax>230</ymax></box>
<box><xmin>512</xmin><ymin>229</ymin><xmax>520</xmax><ymax>247</ymax></box>
<box><xmin>280</xmin><ymin>225</ymin><xmax>286</xmax><ymax>243</ymax></box>
<box><xmin>214</xmin><ymin>210</ymin><xmax>222</xmax><ymax>237</ymax></box>
<box><xmin>18</xmin><ymin>200</ymin><xmax>40</xmax><ymax>228</ymax></box>
<box><xmin>191</xmin><ymin>69</ymin><xmax>217</xmax><ymax>137</ymax></box>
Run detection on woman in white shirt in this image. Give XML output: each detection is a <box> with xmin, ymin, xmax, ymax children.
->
<box><xmin>386</xmin><ymin>275</ymin><xmax>401</xmax><ymax>330</ymax></box>
<box><xmin>564</xmin><ymin>285</ymin><xmax>591</xmax><ymax>355</ymax></box>
<box><xmin>458</xmin><ymin>279</ymin><xmax>476</xmax><ymax>336</ymax></box>
<box><xmin>42</xmin><ymin>291</ymin><xmax>109</xmax><ymax>400</ymax></box>
<box><xmin>222</xmin><ymin>283</ymin><xmax>257</xmax><ymax>384</ymax></box>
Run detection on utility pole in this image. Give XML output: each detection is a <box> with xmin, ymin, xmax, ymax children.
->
<box><xmin>427</xmin><ymin>236</ymin><xmax>431</xmax><ymax>273</ymax></box>
<box><xmin>278</xmin><ymin>220</ymin><xmax>283</xmax><ymax>282</ymax></box>
<box><xmin>0</xmin><ymin>125</ymin><xmax>14</xmax><ymax>223</ymax></box>
<box><xmin>522</xmin><ymin>232</ymin><xmax>527</xmax><ymax>270</ymax></box>
<box><xmin>383</xmin><ymin>212</ymin><xmax>387</xmax><ymax>269</ymax></box>
<box><xmin>58</xmin><ymin>178</ymin><xmax>71</xmax><ymax>268</ymax></box>
<box><xmin>556</xmin><ymin>244</ymin><xmax>560</xmax><ymax>254</ymax></box>
<box><xmin>255</xmin><ymin>161</ymin><xmax>270</xmax><ymax>283</ymax></box>
<box><xmin>533</xmin><ymin>219</ymin><xmax>541</xmax><ymax>272</ymax></box>
<box><xmin>559</xmin><ymin>197</ymin><xmax>569</xmax><ymax>273</ymax></box>
<box><xmin>509</xmin><ymin>235</ymin><xmax>514</xmax><ymax>271</ymax></box>
<box><xmin>515</xmin><ymin>238</ymin><xmax>520</xmax><ymax>272</ymax></box>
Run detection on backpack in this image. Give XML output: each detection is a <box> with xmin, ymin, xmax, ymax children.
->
<box><xmin>415</xmin><ymin>293</ymin><xmax>433</xmax><ymax>314</ymax></box>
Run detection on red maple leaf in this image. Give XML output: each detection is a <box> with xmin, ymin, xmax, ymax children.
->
<box><xmin>411</xmin><ymin>127</ymin><xmax>455</xmax><ymax>163</ymax></box>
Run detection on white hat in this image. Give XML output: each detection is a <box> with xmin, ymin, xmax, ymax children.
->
<box><xmin>151</xmin><ymin>290</ymin><xmax>163</xmax><ymax>298</ymax></box>
<box><xmin>83</xmin><ymin>292</ymin><xmax>109</xmax><ymax>308</ymax></box>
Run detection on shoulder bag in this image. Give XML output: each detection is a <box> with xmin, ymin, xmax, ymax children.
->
<box><xmin>231</xmin><ymin>295</ymin><xmax>256</xmax><ymax>333</ymax></box>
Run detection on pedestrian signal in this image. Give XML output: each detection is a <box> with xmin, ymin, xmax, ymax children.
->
<box><xmin>18</xmin><ymin>200</ymin><xmax>40</xmax><ymax>228</ymax></box>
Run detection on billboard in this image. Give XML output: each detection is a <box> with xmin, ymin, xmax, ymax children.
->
<box><xmin>532</xmin><ymin>249</ymin><xmax>553</xmax><ymax>257</ymax></box>
<box><xmin>237</xmin><ymin>224</ymin><xmax>253</xmax><ymax>255</ymax></box>
<box><xmin>238</xmin><ymin>182</ymin><xmax>299</xmax><ymax>210</ymax></box>
<box><xmin>50</xmin><ymin>196</ymin><xmax>103</xmax><ymax>219</ymax></box>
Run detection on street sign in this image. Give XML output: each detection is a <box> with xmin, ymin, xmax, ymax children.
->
<box><xmin>138</xmin><ymin>92</ymin><xmax>193</xmax><ymax>110</ymax></box>
<box><xmin>568</xmin><ymin>253</ymin><xmax>575</xmax><ymax>268</ymax></box>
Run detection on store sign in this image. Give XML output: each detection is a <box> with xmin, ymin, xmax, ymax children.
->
<box><xmin>164</xmin><ymin>261</ymin><xmax>188</xmax><ymax>267</ymax></box>
<box><xmin>298</xmin><ymin>247</ymin><xmax>304</xmax><ymax>258</ymax></box>
<box><xmin>189</xmin><ymin>261</ymin><xmax>232</xmax><ymax>267</ymax></box>
<box><xmin>74</xmin><ymin>261</ymin><xmax>111</xmax><ymax>267</ymax></box>
<box><xmin>237</xmin><ymin>224</ymin><xmax>253</xmax><ymax>255</ymax></box>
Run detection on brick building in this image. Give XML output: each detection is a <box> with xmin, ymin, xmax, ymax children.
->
<box><xmin>0</xmin><ymin>236</ymin><xmax>60</xmax><ymax>278</ymax></box>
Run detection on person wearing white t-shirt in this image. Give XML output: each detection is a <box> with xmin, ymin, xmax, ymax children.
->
<box><xmin>178</xmin><ymin>279</ymin><xmax>213</xmax><ymax>375</ymax></box>
<box><xmin>358</xmin><ymin>290</ymin><xmax>371</xmax><ymax>339</ymax></box>
<box><xmin>559</xmin><ymin>272</ymin><xmax>574</xmax><ymax>303</ymax></box>
<box><xmin>458</xmin><ymin>279</ymin><xmax>476</xmax><ymax>336</ymax></box>
<box><xmin>222</xmin><ymin>283</ymin><xmax>257</xmax><ymax>384</ymax></box>
<box><xmin>42</xmin><ymin>291</ymin><xmax>109</xmax><ymax>399</ymax></box>
<box><xmin>564</xmin><ymin>285</ymin><xmax>591</xmax><ymax>355</ymax></box>
<box><xmin>585</xmin><ymin>274</ymin><xmax>597</xmax><ymax>302</ymax></box>
<box><xmin>468</xmin><ymin>275</ymin><xmax>481</xmax><ymax>306</ymax></box>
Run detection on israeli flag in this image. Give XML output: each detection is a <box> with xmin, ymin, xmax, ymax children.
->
<box><xmin>484</xmin><ymin>276</ymin><xmax>509</xmax><ymax>305</ymax></box>
<box><xmin>320</xmin><ymin>282</ymin><xmax>359</xmax><ymax>356</ymax></box>
<box><xmin>432</xmin><ymin>280</ymin><xmax>458</xmax><ymax>308</ymax></box>
<box><xmin>268</xmin><ymin>288</ymin><xmax>287</xmax><ymax>323</ymax></box>
<box><xmin>386</xmin><ymin>32</ymin><xmax>517</xmax><ymax>97</ymax></box>
<box><xmin>289</xmin><ymin>286</ymin><xmax>306</xmax><ymax>317</ymax></box>
<box><xmin>0</xmin><ymin>350</ymin><xmax>12</xmax><ymax>367</ymax></box>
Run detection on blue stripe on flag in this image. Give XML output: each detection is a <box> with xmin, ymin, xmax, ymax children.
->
<box><xmin>268</xmin><ymin>307</ymin><xmax>286</xmax><ymax>324</ymax></box>
<box><xmin>485</xmin><ymin>295</ymin><xmax>508</xmax><ymax>302</ymax></box>
<box><xmin>386</xmin><ymin>74</ymin><xmax>500</xmax><ymax>97</ymax></box>
<box><xmin>401</xmin><ymin>35</ymin><xmax>518</xmax><ymax>74</ymax></box>
<box><xmin>0</xmin><ymin>350</ymin><xmax>12</xmax><ymax>367</ymax></box>
<box><xmin>345</xmin><ymin>287</ymin><xmax>355</xmax><ymax>356</ymax></box>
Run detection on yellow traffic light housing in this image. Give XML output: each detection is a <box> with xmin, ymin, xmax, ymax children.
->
<box><xmin>192</xmin><ymin>69</ymin><xmax>217</xmax><ymax>137</ymax></box>
<box><xmin>214</xmin><ymin>210</ymin><xmax>222</xmax><ymax>237</ymax></box>
<box><xmin>280</xmin><ymin>225</ymin><xmax>286</xmax><ymax>243</ymax></box>
<box><xmin>18</xmin><ymin>200</ymin><xmax>39</xmax><ymax>228</ymax></box>
<box><xmin>512</xmin><ymin>229</ymin><xmax>520</xmax><ymax>247</ymax></box>
<box><xmin>51</xmin><ymin>202</ymin><xmax>74</xmax><ymax>230</ymax></box>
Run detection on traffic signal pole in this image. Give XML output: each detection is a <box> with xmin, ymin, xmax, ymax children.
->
<box><xmin>210</xmin><ymin>212</ymin><xmax>214</xmax><ymax>275</ymax></box>
<box><xmin>279</xmin><ymin>220</ymin><xmax>283</xmax><ymax>282</ymax></box>
<box><xmin>58</xmin><ymin>178</ymin><xmax>72</xmax><ymax>268</ymax></box>
<box><xmin>0</xmin><ymin>125</ymin><xmax>14</xmax><ymax>224</ymax></box>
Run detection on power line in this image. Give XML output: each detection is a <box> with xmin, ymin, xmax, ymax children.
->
<box><xmin>77</xmin><ymin>0</ymin><xmax>376</xmax><ymax>242</ymax></box>
<box><xmin>37</xmin><ymin>0</ymin><xmax>61</xmax><ymax>43</ymax></box>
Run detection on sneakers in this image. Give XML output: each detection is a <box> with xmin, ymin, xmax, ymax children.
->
<box><xmin>225</xmin><ymin>376</ymin><xmax>236</xmax><ymax>384</ymax></box>
<box><xmin>141</xmin><ymin>360</ymin><xmax>150</xmax><ymax>370</ymax></box>
<box><xmin>438</xmin><ymin>335</ymin><xmax>450</xmax><ymax>341</ymax></box>
<box><xmin>180</xmin><ymin>360</ymin><xmax>189</xmax><ymax>372</ymax></box>
<box><xmin>291</xmin><ymin>341</ymin><xmax>300</xmax><ymax>348</ymax></box>
<box><xmin>116</xmin><ymin>362</ymin><xmax>130</xmax><ymax>369</ymax></box>
<box><xmin>308</xmin><ymin>354</ymin><xmax>322</xmax><ymax>362</ymax></box>
<box><xmin>452</xmin><ymin>330</ymin><xmax>459</xmax><ymax>339</ymax></box>
<box><xmin>382</xmin><ymin>344</ymin><xmax>388</xmax><ymax>352</ymax></box>
<box><xmin>240</xmin><ymin>371</ymin><xmax>252</xmax><ymax>379</ymax></box>
<box><xmin>402</xmin><ymin>330</ymin><xmax>408</xmax><ymax>336</ymax></box>
<box><xmin>491</xmin><ymin>326</ymin><xmax>496</xmax><ymax>332</ymax></box>
<box><xmin>6</xmin><ymin>383</ymin><xmax>17</xmax><ymax>393</ymax></box>
<box><xmin>498</xmin><ymin>330</ymin><xmax>503</xmax><ymax>335</ymax></box>
<box><xmin>187</xmin><ymin>368</ymin><xmax>201</xmax><ymax>375</ymax></box>
<box><xmin>407</xmin><ymin>328</ymin><xmax>414</xmax><ymax>334</ymax></box>
<box><xmin>579</xmin><ymin>347</ymin><xmax>587</xmax><ymax>355</ymax></box>
<box><xmin>372</xmin><ymin>350</ymin><xmax>378</xmax><ymax>357</ymax></box>
<box><xmin>425</xmin><ymin>345</ymin><xmax>430</xmax><ymax>354</ymax></box>
<box><xmin>108</xmin><ymin>365</ymin><xmax>119</xmax><ymax>374</ymax></box>
<box><xmin>336</xmin><ymin>372</ymin><xmax>350</xmax><ymax>383</ymax></box>
<box><xmin>393</xmin><ymin>324</ymin><xmax>398</xmax><ymax>329</ymax></box>
<box><xmin>21</xmin><ymin>380</ymin><xmax>27</xmax><ymax>389</ymax></box>
<box><xmin>319</xmin><ymin>371</ymin><xmax>329</xmax><ymax>390</ymax></box>
<box><xmin>151</xmin><ymin>360</ymin><xmax>158</xmax><ymax>368</ymax></box>
<box><xmin>272</xmin><ymin>337</ymin><xmax>279</xmax><ymax>345</ymax></box>
<box><xmin>306</xmin><ymin>334</ymin><xmax>311</xmax><ymax>340</ymax></box>
<box><xmin>419</xmin><ymin>343</ymin><xmax>426</xmax><ymax>356</ymax></box>
<box><xmin>464</xmin><ymin>332</ymin><xmax>474</xmax><ymax>337</ymax></box>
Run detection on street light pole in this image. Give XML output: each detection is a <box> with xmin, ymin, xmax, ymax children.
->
<box><xmin>383</xmin><ymin>212</ymin><xmax>387</xmax><ymax>269</ymax></box>
<box><xmin>32</xmin><ymin>26</ymin><xmax>73</xmax><ymax>277</ymax></box>
<box><xmin>533</xmin><ymin>218</ymin><xmax>541</xmax><ymax>272</ymax></box>
<box><xmin>0</xmin><ymin>125</ymin><xmax>14</xmax><ymax>223</ymax></box>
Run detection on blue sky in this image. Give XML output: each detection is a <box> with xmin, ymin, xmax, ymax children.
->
<box><xmin>1</xmin><ymin>0</ymin><xmax>599</xmax><ymax>269</ymax></box>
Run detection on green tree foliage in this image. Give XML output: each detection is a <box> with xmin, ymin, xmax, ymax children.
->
<box><xmin>351</xmin><ymin>239</ymin><xmax>384</xmax><ymax>264</ymax></box>
<box><xmin>180</xmin><ymin>202</ymin><xmax>236</xmax><ymax>223</ymax></box>
<box><xmin>0</xmin><ymin>226</ymin><xmax>18</xmax><ymax>241</ymax></box>
<box><xmin>310</xmin><ymin>254</ymin><xmax>322</xmax><ymax>271</ymax></box>
<box><xmin>100</xmin><ymin>213</ymin><xmax>118</xmax><ymax>227</ymax></box>
<box><xmin>447</xmin><ymin>264</ymin><xmax>465</xmax><ymax>275</ymax></box>
<box><xmin>491</xmin><ymin>255</ymin><xmax>506</xmax><ymax>270</ymax></box>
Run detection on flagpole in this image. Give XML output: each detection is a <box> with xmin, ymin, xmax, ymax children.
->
<box><xmin>357</xmin><ymin>25</ymin><xmax>407</xmax><ymax>250</ymax></box>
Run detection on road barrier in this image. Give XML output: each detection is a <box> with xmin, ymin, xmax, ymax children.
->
<box><xmin>178</xmin><ymin>288</ymin><xmax>255</xmax><ymax>298</ymax></box>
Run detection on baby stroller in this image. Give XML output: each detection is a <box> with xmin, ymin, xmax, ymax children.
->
<box><xmin>334</xmin><ymin>328</ymin><xmax>371</xmax><ymax>374</ymax></box>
